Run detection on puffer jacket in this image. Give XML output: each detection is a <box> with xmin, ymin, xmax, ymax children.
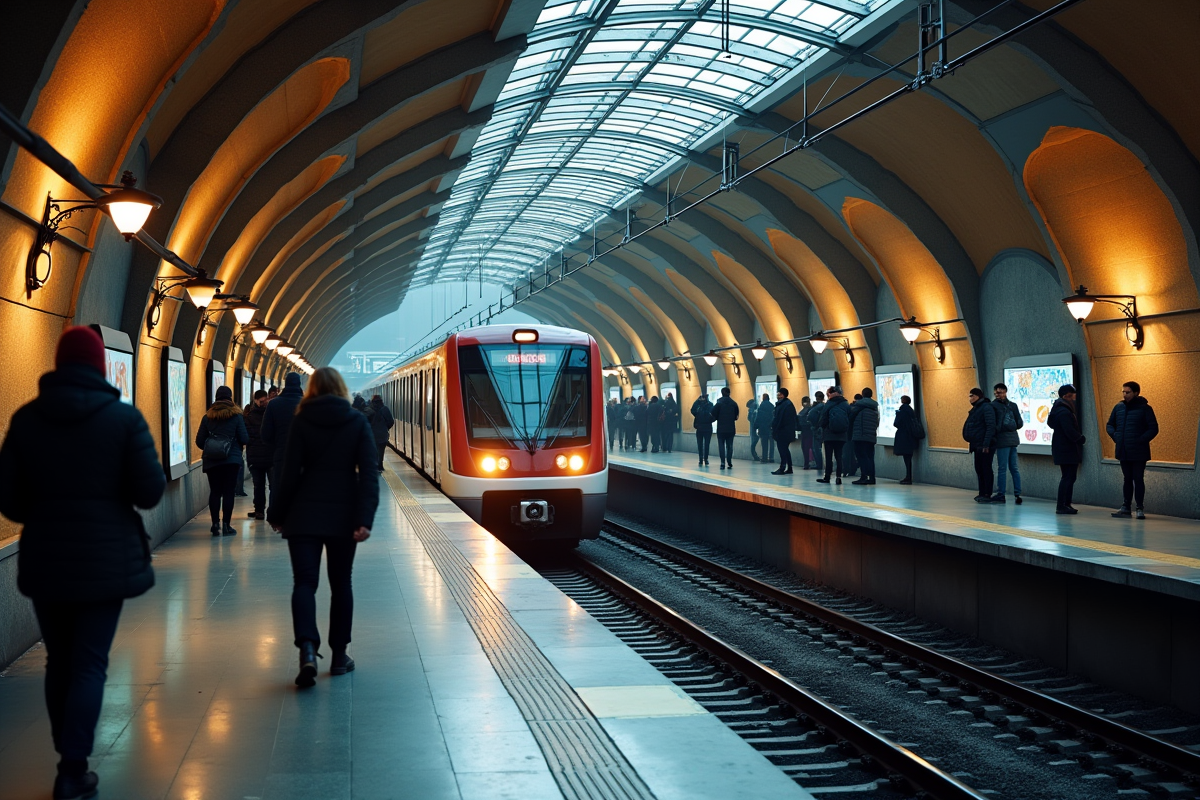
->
<box><xmin>0</xmin><ymin>364</ymin><xmax>165</xmax><ymax>602</ymax></box>
<box><xmin>1048</xmin><ymin>398</ymin><xmax>1085</xmax><ymax>465</ymax></box>
<box><xmin>713</xmin><ymin>395</ymin><xmax>740</xmax><ymax>434</ymax></box>
<box><xmin>243</xmin><ymin>401</ymin><xmax>271</xmax><ymax>466</ymax></box>
<box><xmin>991</xmin><ymin>398</ymin><xmax>1024</xmax><ymax>449</ymax></box>
<box><xmin>195</xmin><ymin>400</ymin><xmax>249</xmax><ymax>472</ymax></box>
<box><xmin>818</xmin><ymin>395</ymin><xmax>850</xmax><ymax>443</ymax></box>
<box><xmin>962</xmin><ymin>399</ymin><xmax>997</xmax><ymax>453</ymax></box>
<box><xmin>261</xmin><ymin>374</ymin><xmax>304</xmax><ymax>469</ymax></box>
<box><xmin>691</xmin><ymin>397</ymin><xmax>714</xmax><ymax>433</ymax></box>
<box><xmin>368</xmin><ymin>397</ymin><xmax>395</xmax><ymax>444</ymax></box>
<box><xmin>772</xmin><ymin>398</ymin><xmax>797</xmax><ymax>441</ymax></box>
<box><xmin>848</xmin><ymin>396</ymin><xmax>880</xmax><ymax>443</ymax></box>
<box><xmin>754</xmin><ymin>399</ymin><xmax>775</xmax><ymax>434</ymax></box>
<box><xmin>807</xmin><ymin>400</ymin><xmax>825</xmax><ymax>443</ymax></box>
<box><xmin>1105</xmin><ymin>396</ymin><xmax>1158</xmax><ymax>462</ymax></box>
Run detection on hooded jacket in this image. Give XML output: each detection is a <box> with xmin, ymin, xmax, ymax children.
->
<box><xmin>1047</xmin><ymin>398</ymin><xmax>1085</xmax><ymax>465</ymax></box>
<box><xmin>661</xmin><ymin>396</ymin><xmax>679</xmax><ymax>431</ymax></box>
<box><xmin>818</xmin><ymin>395</ymin><xmax>850</xmax><ymax>443</ymax></box>
<box><xmin>268</xmin><ymin>394</ymin><xmax>380</xmax><ymax>538</ymax></box>
<box><xmin>690</xmin><ymin>397</ymin><xmax>714</xmax><ymax>433</ymax></box>
<box><xmin>195</xmin><ymin>400</ymin><xmax>249</xmax><ymax>471</ymax></box>
<box><xmin>0</xmin><ymin>365</ymin><xmax>166</xmax><ymax>602</ymax></box>
<box><xmin>368</xmin><ymin>396</ymin><xmax>395</xmax><ymax>444</ymax></box>
<box><xmin>261</xmin><ymin>373</ymin><xmax>304</xmax><ymax>469</ymax></box>
<box><xmin>848</xmin><ymin>396</ymin><xmax>880</xmax><ymax>443</ymax></box>
<box><xmin>1105</xmin><ymin>395</ymin><xmax>1158</xmax><ymax>462</ymax></box>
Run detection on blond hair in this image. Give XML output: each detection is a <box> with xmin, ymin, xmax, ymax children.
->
<box><xmin>299</xmin><ymin>367</ymin><xmax>349</xmax><ymax>407</ymax></box>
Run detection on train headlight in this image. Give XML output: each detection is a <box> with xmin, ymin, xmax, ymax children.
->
<box><xmin>481</xmin><ymin>456</ymin><xmax>497</xmax><ymax>473</ymax></box>
<box><xmin>568</xmin><ymin>454</ymin><xmax>584</xmax><ymax>471</ymax></box>
<box><xmin>555</xmin><ymin>454</ymin><xmax>568</xmax><ymax>469</ymax></box>
<box><xmin>497</xmin><ymin>457</ymin><xmax>511</xmax><ymax>471</ymax></box>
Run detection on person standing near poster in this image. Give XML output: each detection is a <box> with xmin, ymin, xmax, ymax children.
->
<box><xmin>1048</xmin><ymin>384</ymin><xmax>1085</xmax><ymax>514</ymax></box>
<box><xmin>691</xmin><ymin>393</ymin><xmax>715</xmax><ymax>466</ymax></box>
<box><xmin>714</xmin><ymin>386</ymin><xmax>739</xmax><ymax>469</ymax></box>
<box><xmin>661</xmin><ymin>392</ymin><xmax>679</xmax><ymax>453</ymax></box>
<box><xmin>1106</xmin><ymin>381</ymin><xmax>1158</xmax><ymax>519</ymax></box>
<box><xmin>990</xmin><ymin>383</ymin><xmax>1024</xmax><ymax>504</ymax></box>
<box><xmin>0</xmin><ymin>327</ymin><xmax>166</xmax><ymax>800</ymax></box>
<box><xmin>770</xmin><ymin>387</ymin><xmax>796</xmax><ymax>475</ymax></box>
<box><xmin>892</xmin><ymin>395</ymin><xmax>919</xmax><ymax>484</ymax></box>
<box><xmin>962</xmin><ymin>388</ymin><xmax>997</xmax><ymax>502</ymax></box>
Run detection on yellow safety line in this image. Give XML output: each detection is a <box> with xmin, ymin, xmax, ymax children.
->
<box><xmin>615</xmin><ymin>458</ymin><xmax>1200</xmax><ymax>571</ymax></box>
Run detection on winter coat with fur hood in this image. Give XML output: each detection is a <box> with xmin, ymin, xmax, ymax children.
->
<box><xmin>195</xmin><ymin>400</ymin><xmax>249</xmax><ymax>471</ymax></box>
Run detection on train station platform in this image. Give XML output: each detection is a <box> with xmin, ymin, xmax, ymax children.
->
<box><xmin>607</xmin><ymin>449</ymin><xmax>1200</xmax><ymax>716</ymax></box>
<box><xmin>0</xmin><ymin>454</ymin><xmax>807</xmax><ymax>800</ymax></box>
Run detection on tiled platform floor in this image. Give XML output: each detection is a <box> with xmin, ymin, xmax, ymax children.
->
<box><xmin>0</xmin><ymin>455</ymin><xmax>807</xmax><ymax>800</ymax></box>
<box><xmin>610</xmin><ymin>449</ymin><xmax>1200</xmax><ymax>601</ymax></box>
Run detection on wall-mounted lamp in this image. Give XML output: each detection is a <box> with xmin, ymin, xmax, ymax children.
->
<box><xmin>898</xmin><ymin>316</ymin><xmax>947</xmax><ymax>363</ymax></box>
<box><xmin>781</xmin><ymin>352</ymin><xmax>794</xmax><ymax>373</ymax></box>
<box><xmin>750</xmin><ymin>340</ymin><xmax>769</xmax><ymax>361</ymax></box>
<box><xmin>628</xmin><ymin>363</ymin><xmax>642</xmax><ymax>374</ymax></box>
<box><xmin>731</xmin><ymin>361</ymin><xmax>742</xmax><ymax>378</ymax></box>
<box><xmin>276</xmin><ymin>342</ymin><xmax>295</xmax><ymax>358</ymax></box>
<box><xmin>1062</xmin><ymin>285</ymin><xmax>1143</xmax><ymax>349</ymax></box>
<box><xmin>197</xmin><ymin>295</ymin><xmax>259</xmax><ymax>346</ymax></box>
<box><xmin>263</xmin><ymin>333</ymin><xmax>283</xmax><ymax>351</ymax></box>
<box><xmin>808</xmin><ymin>332</ymin><xmax>854</xmax><ymax>368</ymax></box>
<box><xmin>146</xmin><ymin>272</ymin><xmax>223</xmax><ymax>334</ymax></box>
<box><xmin>27</xmin><ymin>171</ymin><xmax>162</xmax><ymax>296</ymax></box>
<box><xmin>243</xmin><ymin>321</ymin><xmax>274</xmax><ymax>345</ymax></box>
<box><xmin>703</xmin><ymin>350</ymin><xmax>719</xmax><ymax>367</ymax></box>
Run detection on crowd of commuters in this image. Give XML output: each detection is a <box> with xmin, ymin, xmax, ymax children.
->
<box><xmin>0</xmin><ymin>328</ymin><xmax>382</xmax><ymax>799</ymax></box>
<box><xmin>605</xmin><ymin>392</ymin><xmax>680</xmax><ymax>454</ymax></box>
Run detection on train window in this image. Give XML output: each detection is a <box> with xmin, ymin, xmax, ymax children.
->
<box><xmin>458</xmin><ymin>344</ymin><xmax>589</xmax><ymax>450</ymax></box>
<box><xmin>425</xmin><ymin>370</ymin><xmax>434</xmax><ymax>430</ymax></box>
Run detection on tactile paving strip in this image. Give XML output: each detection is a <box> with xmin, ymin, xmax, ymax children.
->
<box><xmin>384</xmin><ymin>470</ymin><xmax>656</xmax><ymax>800</ymax></box>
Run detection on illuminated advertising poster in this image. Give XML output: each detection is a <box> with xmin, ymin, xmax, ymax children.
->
<box><xmin>105</xmin><ymin>349</ymin><xmax>134</xmax><ymax>404</ymax></box>
<box><xmin>161</xmin><ymin>348</ymin><xmax>189</xmax><ymax>479</ymax></box>
<box><xmin>1003</xmin><ymin>353</ymin><xmax>1074</xmax><ymax>455</ymax></box>
<box><xmin>874</xmin><ymin>365</ymin><xmax>916</xmax><ymax>444</ymax></box>
<box><xmin>631</xmin><ymin>385</ymin><xmax>645</xmax><ymax>399</ymax></box>
<box><xmin>704</xmin><ymin>380</ymin><xmax>725</xmax><ymax>405</ymax></box>
<box><xmin>210</xmin><ymin>363</ymin><xmax>225</xmax><ymax>404</ymax></box>
<box><xmin>242</xmin><ymin>371</ymin><xmax>252</xmax><ymax>406</ymax></box>
<box><xmin>660</xmin><ymin>381</ymin><xmax>676</xmax><ymax>400</ymax></box>
<box><xmin>608</xmin><ymin>386</ymin><xmax>620</xmax><ymax>402</ymax></box>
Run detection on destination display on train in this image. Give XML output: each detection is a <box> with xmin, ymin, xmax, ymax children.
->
<box><xmin>488</xmin><ymin>350</ymin><xmax>560</xmax><ymax>367</ymax></box>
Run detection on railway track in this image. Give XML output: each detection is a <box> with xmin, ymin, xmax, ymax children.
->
<box><xmin>573</xmin><ymin>517</ymin><xmax>1200</xmax><ymax>798</ymax></box>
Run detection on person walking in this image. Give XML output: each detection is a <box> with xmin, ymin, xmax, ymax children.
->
<box><xmin>691</xmin><ymin>393</ymin><xmax>715</xmax><ymax>466</ymax></box>
<box><xmin>1106</xmin><ymin>381</ymin><xmax>1159</xmax><ymax>519</ymax></box>
<box><xmin>269</xmin><ymin>368</ymin><xmax>379</xmax><ymax>687</ymax></box>
<box><xmin>267</xmin><ymin>385</ymin><xmax>279</xmax><ymax>402</ymax></box>
<box><xmin>606</xmin><ymin>398</ymin><xmax>620</xmax><ymax>451</ymax></box>
<box><xmin>714</xmin><ymin>387</ymin><xmax>739</xmax><ymax>469</ymax></box>
<box><xmin>1047</xmin><ymin>384</ymin><xmax>1086</xmax><ymax>514</ymax></box>
<box><xmin>990</xmin><ymin>383</ymin><xmax>1024</xmax><ymax>504</ymax></box>
<box><xmin>807</xmin><ymin>391</ymin><xmax>826</xmax><ymax>471</ymax></box>
<box><xmin>816</xmin><ymin>387</ymin><xmax>849</xmax><ymax>484</ymax></box>
<box><xmin>892</xmin><ymin>395</ymin><xmax>919</xmax><ymax>485</ymax></box>
<box><xmin>796</xmin><ymin>396</ymin><xmax>814</xmax><ymax>469</ymax></box>
<box><xmin>0</xmin><ymin>327</ymin><xmax>166</xmax><ymax>800</ymax></box>
<box><xmin>196</xmin><ymin>386</ymin><xmax>250</xmax><ymax>536</ymax></box>
<box><xmin>754</xmin><ymin>393</ymin><xmax>775</xmax><ymax>464</ymax></box>
<box><xmin>261</xmin><ymin>372</ymin><xmax>305</xmax><ymax>508</ymax></box>
<box><xmin>848</xmin><ymin>387</ymin><xmax>880</xmax><ymax>485</ymax></box>
<box><xmin>352</xmin><ymin>393</ymin><xmax>367</xmax><ymax>413</ymax></box>
<box><xmin>962</xmin><ymin>387</ymin><xmax>997</xmax><ymax>503</ymax></box>
<box><xmin>661</xmin><ymin>392</ymin><xmax>679</xmax><ymax>453</ymax></box>
<box><xmin>367</xmin><ymin>394</ymin><xmax>395</xmax><ymax>472</ymax></box>
<box><xmin>770</xmin><ymin>387</ymin><xmax>797</xmax><ymax>475</ymax></box>
<box><xmin>244</xmin><ymin>389</ymin><xmax>272</xmax><ymax>520</ymax></box>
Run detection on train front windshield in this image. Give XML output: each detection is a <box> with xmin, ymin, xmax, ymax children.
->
<box><xmin>459</xmin><ymin>344</ymin><xmax>590</xmax><ymax>452</ymax></box>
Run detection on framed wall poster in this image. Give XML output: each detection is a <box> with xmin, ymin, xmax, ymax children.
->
<box><xmin>704</xmin><ymin>380</ymin><xmax>725</xmax><ymax>405</ymax></box>
<box><xmin>208</xmin><ymin>361</ymin><xmax>226</xmax><ymax>404</ymax></box>
<box><xmin>89</xmin><ymin>324</ymin><xmax>135</xmax><ymax>404</ymax></box>
<box><xmin>807</xmin><ymin>370</ymin><xmax>836</xmax><ymax>395</ymax></box>
<box><xmin>161</xmin><ymin>347</ymin><xmax>190</xmax><ymax>480</ymax></box>
<box><xmin>630</xmin><ymin>384</ymin><xmax>645</xmax><ymax>399</ymax></box>
<box><xmin>237</xmin><ymin>369</ymin><xmax>252</xmax><ymax>406</ymax></box>
<box><xmin>608</xmin><ymin>386</ymin><xmax>621</xmax><ymax>402</ymax></box>
<box><xmin>1003</xmin><ymin>353</ymin><xmax>1075</xmax><ymax>456</ymax></box>
<box><xmin>874</xmin><ymin>364</ymin><xmax>917</xmax><ymax>445</ymax></box>
<box><xmin>754</xmin><ymin>376</ymin><xmax>778</xmax><ymax>402</ymax></box>
<box><xmin>660</xmin><ymin>381</ymin><xmax>677</xmax><ymax>401</ymax></box>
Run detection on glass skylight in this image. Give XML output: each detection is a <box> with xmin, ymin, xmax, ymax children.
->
<box><xmin>412</xmin><ymin>0</ymin><xmax>887</xmax><ymax>286</ymax></box>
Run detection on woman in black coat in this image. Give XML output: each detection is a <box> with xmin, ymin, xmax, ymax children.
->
<box><xmin>892</xmin><ymin>396</ymin><xmax>918</xmax><ymax>485</ymax></box>
<box><xmin>0</xmin><ymin>327</ymin><xmax>166</xmax><ymax>800</ymax></box>
<box><xmin>1046</xmin><ymin>384</ymin><xmax>1085</xmax><ymax>514</ymax></box>
<box><xmin>195</xmin><ymin>386</ymin><xmax>249</xmax><ymax>536</ymax></box>
<box><xmin>269</xmin><ymin>367</ymin><xmax>379</xmax><ymax>687</ymax></box>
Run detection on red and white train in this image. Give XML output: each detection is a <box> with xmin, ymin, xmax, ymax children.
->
<box><xmin>368</xmin><ymin>324</ymin><xmax>607</xmax><ymax>545</ymax></box>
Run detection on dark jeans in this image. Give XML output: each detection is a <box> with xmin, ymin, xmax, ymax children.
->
<box><xmin>757</xmin><ymin>434</ymin><xmax>774</xmax><ymax>462</ymax></box>
<box><xmin>1058</xmin><ymin>463</ymin><xmax>1079</xmax><ymax>508</ymax></box>
<box><xmin>972</xmin><ymin>449</ymin><xmax>994</xmax><ymax>497</ymax></box>
<box><xmin>717</xmin><ymin>432</ymin><xmax>735</xmax><ymax>464</ymax></box>
<box><xmin>33</xmin><ymin>599</ymin><xmax>124</xmax><ymax>761</ymax></box>
<box><xmin>1120</xmin><ymin>460</ymin><xmax>1147</xmax><ymax>508</ymax></box>
<box><xmin>249</xmin><ymin>463</ymin><xmax>271</xmax><ymax>513</ymax></box>
<box><xmin>288</xmin><ymin>537</ymin><xmax>358</xmax><ymax>649</ymax></box>
<box><xmin>206</xmin><ymin>463</ymin><xmax>240</xmax><ymax>525</ymax></box>
<box><xmin>800</xmin><ymin>430</ymin><xmax>814</xmax><ymax>467</ymax></box>
<box><xmin>854</xmin><ymin>440</ymin><xmax>875</xmax><ymax>480</ymax></box>
<box><xmin>750</xmin><ymin>430</ymin><xmax>762</xmax><ymax>459</ymax></box>
<box><xmin>842</xmin><ymin>440</ymin><xmax>858</xmax><ymax>476</ymax></box>
<box><xmin>649</xmin><ymin>424</ymin><xmax>660</xmax><ymax>452</ymax></box>
<box><xmin>823</xmin><ymin>440</ymin><xmax>843</xmax><ymax>478</ymax></box>
<box><xmin>696</xmin><ymin>431</ymin><xmax>712</xmax><ymax>462</ymax></box>
<box><xmin>608</xmin><ymin>424</ymin><xmax>617</xmax><ymax>450</ymax></box>
<box><xmin>621</xmin><ymin>424</ymin><xmax>634</xmax><ymax>449</ymax></box>
<box><xmin>902</xmin><ymin>453</ymin><xmax>913</xmax><ymax>479</ymax></box>
<box><xmin>776</xmin><ymin>438</ymin><xmax>793</xmax><ymax>470</ymax></box>
<box><xmin>376</xmin><ymin>440</ymin><xmax>387</xmax><ymax>471</ymax></box>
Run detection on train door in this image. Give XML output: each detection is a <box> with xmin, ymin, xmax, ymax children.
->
<box><xmin>432</xmin><ymin>367</ymin><xmax>440</xmax><ymax>483</ymax></box>
<box><xmin>418</xmin><ymin>371</ymin><xmax>426</xmax><ymax>469</ymax></box>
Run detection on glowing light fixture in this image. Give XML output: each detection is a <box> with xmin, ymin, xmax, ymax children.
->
<box><xmin>276</xmin><ymin>343</ymin><xmax>295</xmax><ymax>357</ymax></box>
<box><xmin>808</xmin><ymin>334</ymin><xmax>828</xmax><ymax>354</ymax></box>
<box><xmin>263</xmin><ymin>334</ymin><xmax>282</xmax><ymax>351</ymax></box>
<box><xmin>497</xmin><ymin>456</ymin><xmax>511</xmax><ymax>471</ymax></box>
<box><xmin>225</xmin><ymin>297</ymin><xmax>258</xmax><ymax>326</ymax></box>
<box><xmin>513</xmin><ymin>329</ymin><xmax>539</xmax><ymax>343</ymax></box>
<box><xmin>1061</xmin><ymin>285</ymin><xmax>1143</xmax><ymax>349</ymax></box>
<box><xmin>146</xmin><ymin>272</ymin><xmax>223</xmax><ymax>333</ymax></box>
<box><xmin>703</xmin><ymin>350</ymin><xmax>719</xmax><ymax>367</ymax></box>
<box><xmin>245</xmin><ymin>322</ymin><xmax>274</xmax><ymax>345</ymax></box>
<box><xmin>898</xmin><ymin>319</ymin><xmax>923</xmax><ymax>343</ymax></box>
<box><xmin>628</xmin><ymin>364</ymin><xmax>642</xmax><ymax>374</ymax></box>
<box><xmin>657</xmin><ymin>359</ymin><xmax>671</xmax><ymax>371</ymax></box>
<box><xmin>751</xmin><ymin>341</ymin><xmax>769</xmax><ymax>361</ymax></box>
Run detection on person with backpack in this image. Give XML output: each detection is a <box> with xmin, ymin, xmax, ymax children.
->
<box><xmin>713</xmin><ymin>387</ymin><xmax>739</xmax><ymax>469</ymax></box>
<box><xmin>990</xmin><ymin>382</ymin><xmax>1025</xmax><ymax>503</ymax></box>
<box><xmin>848</xmin><ymin>387</ymin><xmax>880</xmax><ymax>485</ymax></box>
<box><xmin>816</xmin><ymin>387</ymin><xmax>849</xmax><ymax>484</ymax></box>
<box><xmin>196</xmin><ymin>386</ymin><xmax>250</xmax><ymax>536</ymax></box>
<box><xmin>661</xmin><ymin>392</ymin><xmax>679</xmax><ymax>453</ymax></box>
<box><xmin>0</xmin><ymin>327</ymin><xmax>166</xmax><ymax>800</ymax></box>
<box><xmin>892</xmin><ymin>395</ymin><xmax>921</xmax><ymax>484</ymax></box>
<box><xmin>690</xmin><ymin>393</ymin><xmax>715</xmax><ymax>467</ymax></box>
<box><xmin>367</xmin><ymin>394</ymin><xmax>395</xmax><ymax>472</ymax></box>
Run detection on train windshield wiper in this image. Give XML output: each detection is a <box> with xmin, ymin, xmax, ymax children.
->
<box><xmin>539</xmin><ymin>393</ymin><xmax>580</xmax><ymax>453</ymax></box>
<box><xmin>469</xmin><ymin>395</ymin><xmax>520</xmax><ymax>453</ymax></box>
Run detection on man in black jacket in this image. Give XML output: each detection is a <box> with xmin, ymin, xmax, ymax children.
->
<box><xmin>244</xmin><ymin>389</ymin><xmax>271</xmax><ymax>519</ymax></box>
<box><xmin>713</xmin><ymin>387</ymin><xmax>739</xmax><ymax>469</ymax></box>
<box><xmin>633</xmin><ymin>396</ymin><xmax>649</xmax><ymax>452</ymax></box>
<box><xmin>368</xmin><ymin>394</ymin><xmax>395</xmax><ymax>471</ymax></box>
<box><xmin>261</xmin><ymin>372</ymin><xmax>304</xmax><ymax>509</ymax></box>
<box><xmin>816</xmin><ymin>387</ymin><xmax>849</xmax><ymax>484</ymax></box>
<box><xmin>606</xmin><ymin>398</ymin><xmax>620</xmax><ymax>451</ymax></box>
<box><xmin>770</xmin><ymin>388</ymin><xmax>797</xmax><ymax>475</ymax></box>
<box><xmin>1048</xmin><ymin>384</ymin><xmax>1086</xmax><ymax>514</ymax></box>
<box><xmin>661</xmin><ymin>393</ymin><xmax>679</xmax><ymax>452</ymax></box>
<box><xmin>1106</xmin><ymin>381</ymin><xmax>1159</xmax><ymax>519</ymax></box>
<box><xmin>963</xmin><ymin>387</ymin><xmax>998</xmax><ymax>502</ymax></box>
<box><xmin>754</xmin><ymin>393</ymin><xmax>775</xmax><ymax>463</ymax></box>
<box><xmin>0</xmin><ymin>328</ymin><xmax>166</xmax><ymax>800</ymax></box>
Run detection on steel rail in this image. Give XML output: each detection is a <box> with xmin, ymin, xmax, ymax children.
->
<box><xmin>602</xmin><ymin>518</ymin><xmax>1200</xmax><ymax>780</ymax></box>
<box><xmin>573</xmin><ymin>554</ymin><xmax>988</xmax><ymax>800</ymax></box>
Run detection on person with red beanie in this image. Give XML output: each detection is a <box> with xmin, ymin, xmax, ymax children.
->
<box><xmin>0</xmin><ymin>326</ymin><xmax>165</xmax><ymax>800</ymax></box>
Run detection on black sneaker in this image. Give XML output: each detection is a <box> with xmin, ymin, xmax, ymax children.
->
<box><xmin>331</xmin><ymin>650</ymin><xmax>355</xmax><ymax>675</ymax></box>
<box><xmin>1112</xmin><ymin>506</ymin><xmax>1131</xmax><ymax>518</ymax></box>
<box><xmin>1055</xmin><ymin>506</ymin><xmax>1078</xmax><ymax>515</ymax></box>
<box><xmin>1014</xmin><ymin>494</ymin><xmax>1022</xmax><ymax>505</ymax></box>
<box><xmin>975</xmin><ymin>495</ymin><xmax>993</xmax><ymax>503</ymax></box>
<box><xmin>222</xmin><ymin>524</ymin><xmax>237</xmax><ymax>536</ymax></box>
<box><xmin>1135</xmin><ymin>508</ymin><xmax>1145</xmax><ymax>520</ymax></box>
<box><xmin>53</xmin><ymin>769</ymin><xmax>98</xmax><ymax>800</ymax></box>
<box><xmin>211</xmin><ymin>524</ymin><xmax>221</xmax><ymax>537</ymax></box>
<box><xmin>990</xmin><ymin>494</ymin><xmax>1006</xmax><ymax>503</ymax></box>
